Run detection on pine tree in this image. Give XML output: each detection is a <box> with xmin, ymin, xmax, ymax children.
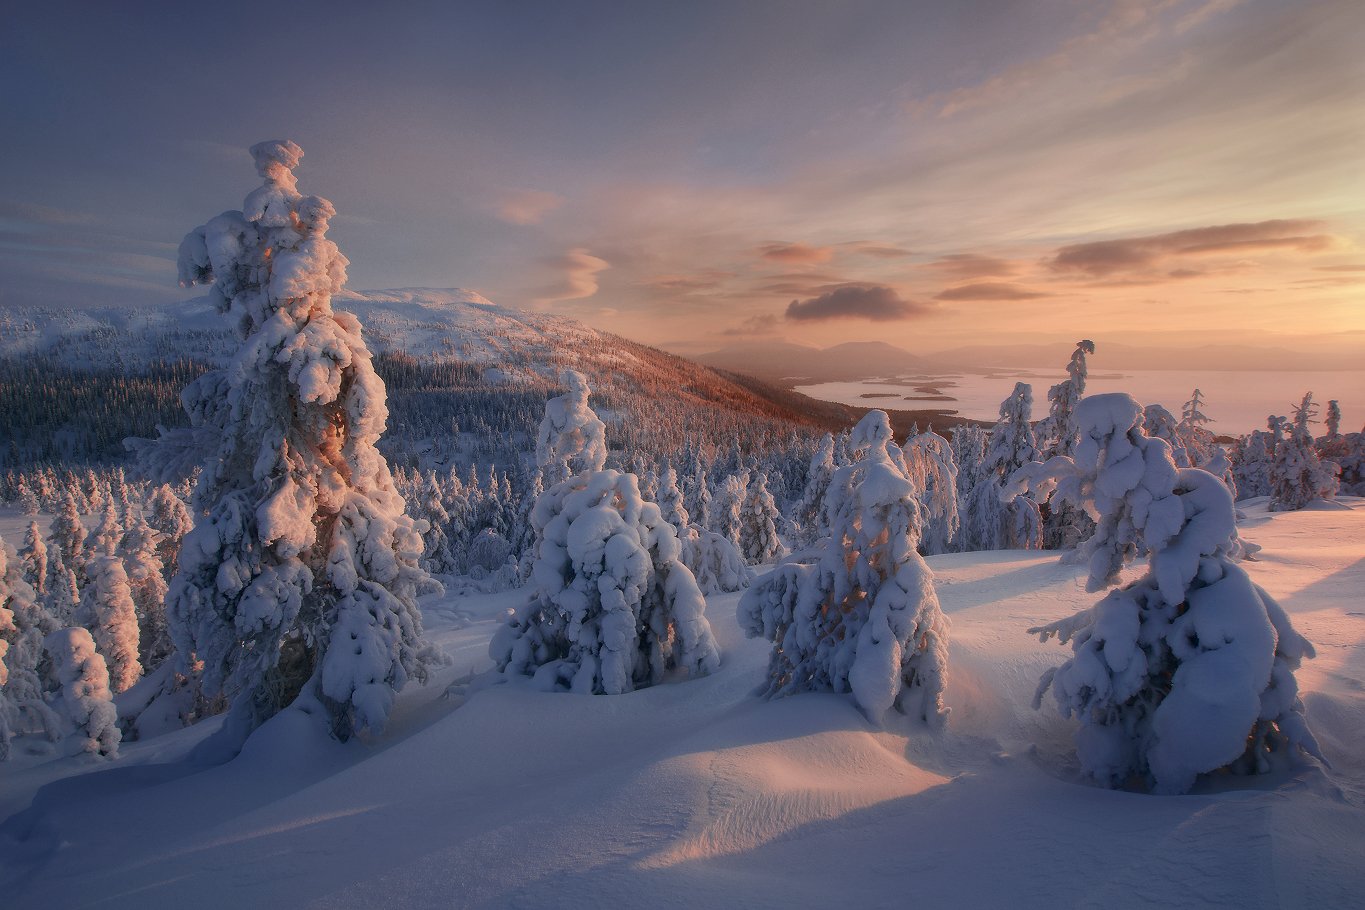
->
<box><xmin>1038</xmin><ymin>339</ymin><xmax>1094</xmax><ymax>458</ymax></box>
<box><xmin>1270</xmin><ymin>393</ymin><xmax>1339</xmax><ymax>511</ymax></box>
<box><xmin>740</xmin><ymin>410</ymin><xmax>950</xmax><ymax>724</ymax></box>
<box><xmin>793</xmin><ymin>433</ymin><xmax>835</xmax><ymax>548</ymax></box>
<box><xmin>146</xmin><ymin>484</ymin><xmax>193</xmax><ymax>582</ymax></box>
<box><xmin>49</xmin><ymin>491</ymin><xmax>87</xmax><ymax>582</ymax></box>
<box><xmin>0</xmin><ymin>537</ymin><xmax>61</xmax><ymax>759</ymax></box>
<box><xmin>81</xmin><ymin>520</ymin><xmax>142</xmax><ymax>694</ymax></box>
<box><xmin>142</xmin><ymin>140</ymin><xmax>440</xmax><ymax>742</ymax></box>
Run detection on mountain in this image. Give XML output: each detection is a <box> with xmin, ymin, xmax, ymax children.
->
<box><xmin>0</xmin><ymin>289</ymin><xmax>856</xmax><ymax>468</ymax></box>
<box><xmin>695</xmin><ymin>339</ymin><xmax>945</xmax><ymax>384</ymax></box>
<box><xmin>925</xmin><ymin>341</ymin><xmax>1363</xmax><ymax>372</ymax></box>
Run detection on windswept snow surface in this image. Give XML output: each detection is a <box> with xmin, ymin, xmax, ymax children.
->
<box><xmin>2</xmin><ymin>501</ymin><xmax>1363</xmax><ymax>908</ymax></box>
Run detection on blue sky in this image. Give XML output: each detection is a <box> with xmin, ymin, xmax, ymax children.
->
<box><xmin>2</xmin><ymin>0</ymin><xmax>1362</xmax><ymax>355</ymax></box>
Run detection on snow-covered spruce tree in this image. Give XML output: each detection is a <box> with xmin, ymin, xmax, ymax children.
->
<box><xmin>1179</xmin><ymin>388</ymin><xmax>1215</xmax><ymax>466</ymax></box>
<box><xmin>536</xmin><ymin>368</ymin><xmax>608</xmax><ymax>488</ymax></box>
<box><xmin>0</xmin><ymin>539</ymin><xmax>61</xmax><ymax>759</ymax></box>
<box><xmin>1269</xmin><ymin>392</ymin><xmax>1339</xmax><ymax>511</ymax></box>
<box><xmin>902</xmin><ymin>428</ymin><xmax>960</xmax><ymax>556</ymax></box>
<box><xmin>45</xmin><ymin>543</ymin><xmax>80</xmax><ymax>626</ymax></box>
<box><xmin>793</xmin><ymin>433</ymin><xmax>835</xmax><ymax>548</ymax></box>
<box><xmin>491</xmin><ymin>371</ymin><xmax>720</xmax><ymax>694</ymax></box>
<box><xmin>968</xmin><ymin>382</ymin><xmax>1042</xmax><ymax>551</ymax></box>
<box><xmin>144</xmin><ymin>140</ymin><xmax>441</xmax><ymax>741</ymax></box>
<box><xmin>44</xmin><ymin>627</ymin><xmax>120</xmax><ymax>758</ymax></box>
<box><xmin>1025</xmin><ymin>394</ymin><xmax>1322</xmax><ymax>793</ymax></box>
<box><xmin>145</xmin><ymin>483</ymin><xmax>193</xmax><ymax>583</ymax></box>
<box><xmin>1322</xmin><ymin>399</ymin><xmax>1342</xmax><ymax>441</ymax></box>
<box><xmin>17</xmin><ymin>480</ymin><xmax>39</xmax><ymax>516</ymax></box>
<box><xmin>949</xmin><ymin>424</ymin><xmax>988</xmax><ymax>551</ymax></box>
<box><xmin>1143</xmin><ymin>404</ymin><xmax>1191</xmax><ymax>467</ymax></box>
<box><xmin>740</xmin><ymin>472</ymin><xmax>785</xmax><ymax>564</ymax></box>
<box><xmin>657</xmin><ymin>465</ymin><xmax>690</xmax><ymax>532</ymax></box>
<box><xmin>120</xmin><ymin>510</ymin><xmax>171</xmax><ymax>670</ymax></box>
<box><xmin>49</xmin><ymin>490</ymin><xmax>87</xmax><ymax>582</ymax></box>
<box><xmin>80</xmin><ymin>520</ymin><xmax>142</xmax><ymax>694</ymax></box>
<box><xmin>739</xmin><ymin>410</ymin><xmax>949</xmax><ymax>724</ymax></box>
<box><xmin>717</xmin><ymin>471</ymin><xmax>749</xmax><ymax>552</ymax></box>
<box><xmin>1037</xmin><ymin>340</ymin><xmax>1094</xmax><ymax>458</ymax></box>
<box><xmin>19</xmin><ymin>521</ymin><xmax>48</xmax><ymax>596</ymax></box>
<box><xmin>660</xmin><ymin>462</ymin><xmax>749</xmax><ymax>595</ymax></box>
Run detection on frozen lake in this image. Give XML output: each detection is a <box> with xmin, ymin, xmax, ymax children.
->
<box><xmin>796</xmin><ymin>368</ymin><xmax>1365</xmax><ymax>436</ymax></box>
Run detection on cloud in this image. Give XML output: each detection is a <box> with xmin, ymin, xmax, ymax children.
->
<box><xmin>785</xmin><ymin>284</ymin><xmax>929</xmax><ymax>322</ymax></box>
<box><xmin>934</xmin><ymin>282</ymin><xmax>1048</xmax><ymax>301</ymax></box>
<box><xmin>492</xmin><ymin>189</ymin><xmax>565</xmax><ymax>226</ymax></box>
<box><xmin>533</xmin><ymin>248</ymin><xmax>609</xmax><ymax>307</ymax></box>
<box><xmin>926</xmin><ymin>253</ymin><xmax>1017</xmax><ymax>280</ymax></box>
<box><xmin>720</xmin><ymin>313</ymin><xmax>781</xmax><ymax>336</ymax></box>
<box><xmin>1315</xmin><ymin>264</ymin><xmax>1365</xmax><ymax>272</ymax></box>
<box><xmin>841</xmin><ymin>241</ymin><xmax>913</xmax><ymax>259</ymax></box>
<box><xmin>1048</xmin><ymin>219</ymin><xmax>1333</xmax><ymax>276</ymax></box>
<box><xmin>644</xmin><ymin>270</ymin><xmax>734</xmax><ymax>293</ymax></box>
<box><xmin>757</xmin><ymin>241</ymin><xmax>834</xmax><ymax>265</ymax></box>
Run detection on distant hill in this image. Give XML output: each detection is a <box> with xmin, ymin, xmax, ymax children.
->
<box><xmin>695</xmin><ymin>339</ymin><xmax>949</xmax><ymax>384</ymax></box>
<box><xmin>0</xmin><ymin>289</ymin><xmax>857</xmax><ymax>469</ymax></box>
<box><xmin>924</xmin><ymin>341</ymin><xmax>1362</xmax><ymax>372</ymax></box>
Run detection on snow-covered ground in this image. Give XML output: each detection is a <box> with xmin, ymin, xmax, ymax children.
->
<box><xmin>2</xmin><ymin>499</ymin><xmax>1362</xmax><ymax>909</ymax></box>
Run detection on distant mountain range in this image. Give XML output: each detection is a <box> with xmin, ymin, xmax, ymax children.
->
<box><xmin>692</xmin><ymin>338</ymin><xmax>1361</xmax><ymax>385</ymax></box>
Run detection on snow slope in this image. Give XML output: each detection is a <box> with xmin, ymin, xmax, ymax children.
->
<box><xmin>2</xmin><ymin>499</ymin><xmax>1362</xmax><ymax>909</ymax></box>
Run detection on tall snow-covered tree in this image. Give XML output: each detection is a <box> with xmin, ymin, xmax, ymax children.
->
<box><xmin>740</xmin><ymin>410</ymin><xmax>949</xmax><ymax>724</ymax></box>
<box><xmin>49</xmin><ymin>491</ymin><xmax>87</xmax><ymax>582</ymax></box>
<box><xmin>1037</xmin><ymin>339</ymin><xmax>1094</xmax><ymax>458</ymax></box>
<box><xmin>1143</xmin><ymin>404</ymin><xmax>1191</xmax><ymax>467</ymax></box>
<box><xmin>739</xmin><ymin>471</ymin><xmax>785</xmax><ymax>564</ymax></box>
<box><xmin>1024</xmin><ymin>394</ymin><xmax>1322</xmax><ymax>793</ymax></box>
<box><xmin>491</xmin><ymin>373</ymin><xmax>720</xmax><ymax>693</ymax></box>
<box><xmin>716</xmin><ymin>471</ymin><xmax>749</xmax><ymax>550</ymax></box>
<box><xmin>146</xmin><ymin>484</ymin><xmax>193</xmax><ymax>583</ymax></box>
<box><xmin>1178</xmin><ymin>388</ymin><xmax>1215</xmax><ymax>465</ymax></box>
<box><xmin>140</xmin><ymin>140</ymin><xmax>441</xmax><ymax>742</ymax></box>
<box><xmin>80</xmin><ymin>526</ymin><xmax>142</xmax><ymax>695</ymax></box>
<box><xmin>19</xmin><ymin>521</ymin><xmax>48</xmax><ymax>597</ymax></box>
<box><xmin>793</xmin><ymin>433</ymin><xmax>835</xmax><ymax>548</ymax></box>
<box><xmin>120</xmin><ymin>510</ymin><xmax>171</xmax><ymax>670</ymax></box>
<box><xmin>44</xmin><ymin>628</ymin><xmax>120</xmax><ymax>759</ymax></box>
<box><xmin>902</xmin><ymin>428</ymin><xmax>960</xmax><ymax>556</ymax></box>
<box><xmin>967</xmin><ymin>382</ymin><xmax>1042</xmax><ymax>551</ymax></box>
<box><xmin>0</xmin><ymin>539</ymin><xmax>61</xmax><ymax>759</ymax></box>
<box><xmin>1270</xmin><ymin>393</ymin><xmax>1339</xmax><ymax>511</ymax></box>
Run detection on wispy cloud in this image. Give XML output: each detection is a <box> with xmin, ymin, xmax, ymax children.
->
<box><xmin>492</xmin><ymin>189</ymin><xmax>565</xmax><ymax>226</ymax></box>
<box><xmin>757</xmin><ymin>241</ymin><xmax>834</xmax><ymax>265</ymax></box>
<box><xmin>533</xmin><ymin>248</ymin><xmax>609</xmax><ymax>307</ymax></box>
<box><xmin>1048</xmin><ymin>219</ymin><xmax>1334</xmax><ymax>276</ymax></box>
<box><xmin>935</xmin><ymin>282</ymin><xmax>1049</xmax><ymax>301</ymax></box>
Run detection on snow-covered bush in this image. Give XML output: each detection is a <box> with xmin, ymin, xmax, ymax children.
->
<box><xmin>138</xmin><ymin>140</ymin><xmax>440</xmax><ymax>742</ymax></box>
<box><xmin>45</xmin><ymin>627</ymin><xmax>121</xmax><ymax>758</ymax></box>
<box><xmin>740</xmin><ymin>410</ymin><xmax>949</xmax><ymax>724</ymax></box>
<box><xmin>1027</xmin><ymin>394</ymin><xmax>1322</xmax><ymax>793</ymax></box>
<box><xmin>491</xmin><ymin>373</ymin><xmax>720</xmax><ymax>693</ymax></box>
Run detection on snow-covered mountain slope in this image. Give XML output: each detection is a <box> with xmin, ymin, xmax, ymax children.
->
<box><xmin>3</xmin><ymin>498</ymin><xmax>1362</xmax><ymax>909</ymax></box>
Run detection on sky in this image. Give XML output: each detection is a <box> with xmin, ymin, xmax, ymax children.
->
<box><xmin>2</xmin><ymin>0</ymin><xmax>1363</xmax><ymax>361</ymax></box>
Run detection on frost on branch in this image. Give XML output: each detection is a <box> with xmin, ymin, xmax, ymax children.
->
<box><xmin>492</xmin><ymin>375</ymin><xmax>720</xmax><ymax>693</ymax></box>
<box><xmin>144</xmin><ymin>141</ymin><xmax>442</xmax><ymax>743</ymax></box>
<box><xmin>740</xmin><ymin>410</ymin><xmax>949</xmax><ymax>725</ymax></box>
<box><xmin>1028</xmin><ymin>393</ymin><xmax>1322</xmax><ymax>793</ymax></box>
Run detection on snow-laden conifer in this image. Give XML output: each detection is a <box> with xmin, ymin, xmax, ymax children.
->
<box><xmin>902</xmin><ymin>428</ymin><xmax>960</xmax><ymax>556</ymax></box>
<box><xmin>1037</xmin><ymin>340</ymin><xmax>1093</xmax><ymax>459</ymax></box>
<box><xmin>1023</xmin><ymin>394</ymin><xmax>1322</xmax><ymax>793</ymax></box>
<box><xmin>19</xmin><ymin>521</ymin><xmax>48</xmax><ymax>596</ymax></box>
<box><xmin>44</xmin><ymin>627</ymin><xmax>120</xmax><ymax>758</ymax></box>
<box><xmin>969</xmin><ymin>383</ymin><xmax>1042</xmax><ymax>550</ymax></box>
<box><xmin>120</xmin><ymin>510</ymin><xmax>171</xmax><ymax>670</ymax></box>
<box><xmin>145</xmin><ymin>484</ymin><xmax>193</xmax><ymax>582</ymax></box>
<box><xmin>49</xmin><ymin>491</ymin><xmax>86</xmax><ymax>581</ymax></box>
<box><xmin>1270</xmin><ymin>393</ymin><xmax>1340</xmax><ymax>511</ymax></box>
<box><xmin>740</xmin><ymin>410</ymin><xmax>949</xmax><ymax>724</ymax></box>
<box><xmin>140</xmin><ymin>140</ymin><xmax>440</xmax><ymax>741</ymax></box>
<box><xmin>740</xmin><ymin>472</ymin><xmax>785</xmax><ymax>564</ymax></box>
<box><xmin>0</xmin><ymin>539</ymin><xmax>61</xmax><ymax>759</ymax></box>
<box><xmin>491</xmin><ymin>372</ymin><xmax>720</xmax><ymax>693</ymax></box>
<box><xmin>80</xmin><ymin>523</ymin><xmax>142</xmax><ymax>694</ymax></box>
<box><xmin>793</xmin><ymin>433</ymin><xmax>835</xmax><ymax>548</ymax></box>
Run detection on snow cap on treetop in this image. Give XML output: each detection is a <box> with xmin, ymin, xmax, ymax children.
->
<box><xmin>850</xmin><ymin>409</ymin><xmax>893</xmax><ymax>456</ymax></box>
<box><xmin>250</xmin><ymin>139</ymin><xmax>304</xmax><ymax>182</ymax></box>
